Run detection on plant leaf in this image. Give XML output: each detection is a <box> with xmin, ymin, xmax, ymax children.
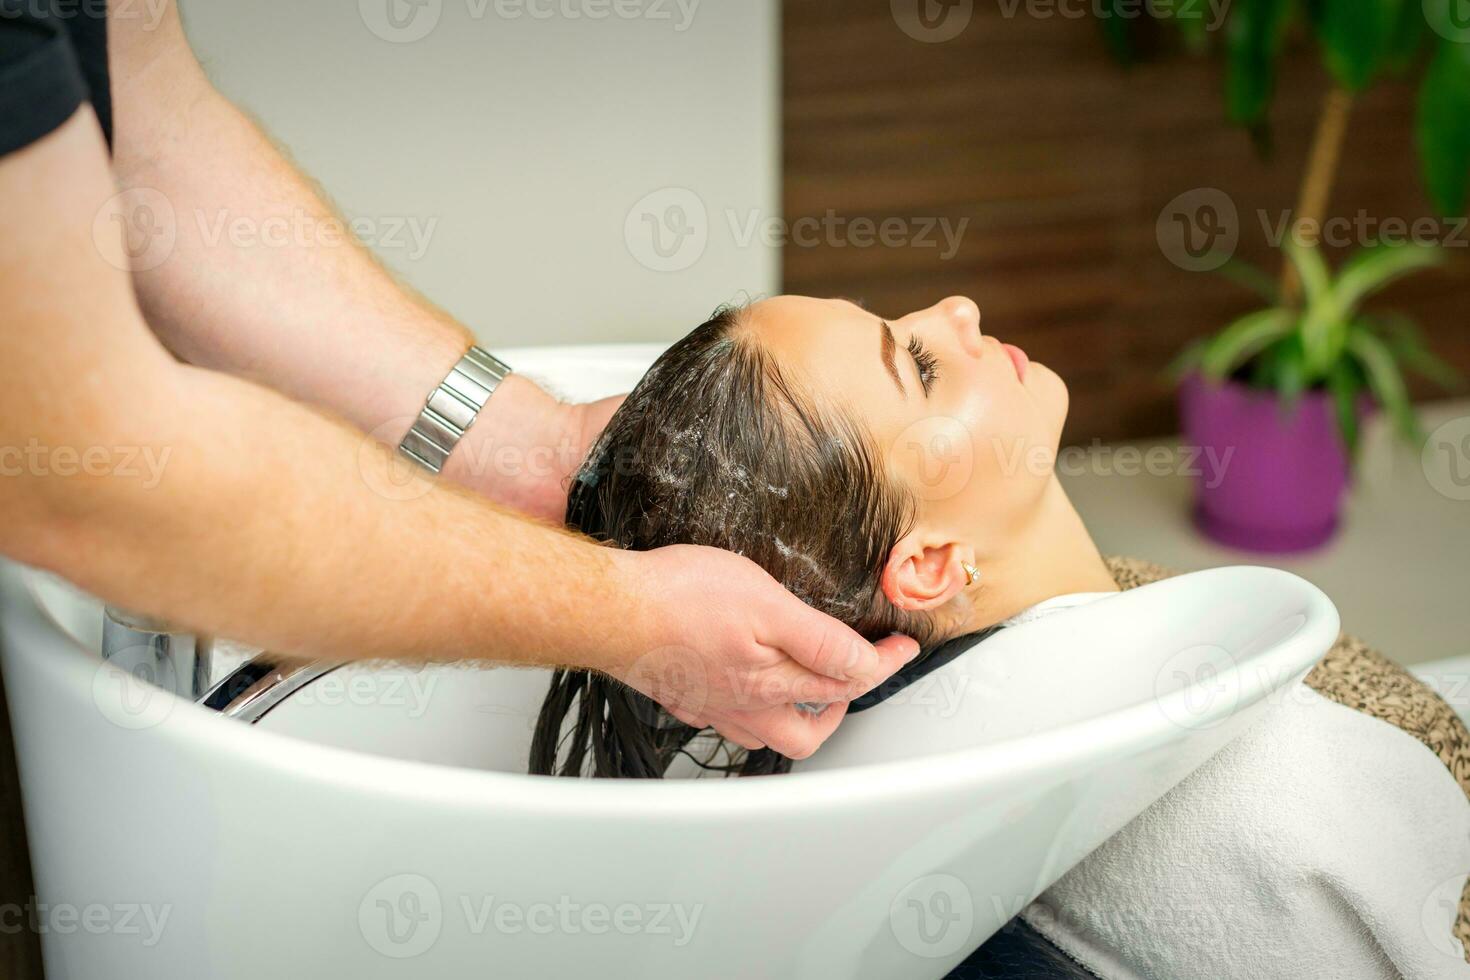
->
<box><xmin>1226</xmin><ymin>0</ymin><xmax>1295</xmax><ymax>125</ymax></box>
<box><xmin>1216</xmin><ymin>256</ymin><xmax>1282</xmax><ymax>302</ymax></box>
<box><xmin>1282</xmin><ymin>238</ymin><xmax>1347</xmax><ymax>378</ymax></box>
<box><xmin>1251</xmin><ymin>339</ymin><xmax>1282</xmax><ymax>387</ymax></box>
<box><xmin>1167</xmin><ymin>338</ymin><xmax>1209</xmax><ymax>380</ymax></box>
<box><xmin>1347</xmin><ymin>326</ymin><xmax>1422</xmax><ymax>442</ymax></box>
<box><xmin>1200</xmin><ymin>308</ymin><xmax>1297</xmax><ymax>378</ymax></box>
<box><xmin>1363</xmin><ymin>312</ymin><xmax>1466</xmax><ymax>388</ymax></box>
<box><xmin>1272</xmin><ymin>334</ymin><xmax>1309</xmax><ymax>409</ymax></box>
<box><xmin>1417</xmin><ymin>39</ymin><xmax>1470</xmax><ymax>216</ymax></box>
<box><xmin>1316</xmin><ymin>0</ymin><xmax>1407</xmax><ymax>91</ymax></box>
<box><xmin>1326</xmin><ymin>359</ymin><xmax>1363</xmax><ymax>460</ymax></box>
<box><xmin>1385</xmin><ymin>0</ymin><xmax>1428</xmax><ymax>72</ymax></box>
<box><xmin>1333</xmin><ymin>241</ymin><xmax>1444</xmax><ymax>312</ymax></box>
<box><xmin>1284</xmin><ymin>235</ymin><xmax>1333</xmax><ymax>306</ymax></box>
<box><xmin>1299</xmin><ymin>304</ymin><xmax>1350</xmax><ymax>382</ymax></box>
<box><xmin>1098</xmin><ymin>0</ymin><xmax>1137</xmax><ymax>65</ymax></box>
<box><xmin>1163</xmin><ymin>0</ymin><xmax>1213</xmax><ymax>52</ymax></box>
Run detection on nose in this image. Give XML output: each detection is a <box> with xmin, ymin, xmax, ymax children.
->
<box><xmin>936</xmin><ymin>296</ymin><xmax>983</xmax><ymax>357</ymax></box>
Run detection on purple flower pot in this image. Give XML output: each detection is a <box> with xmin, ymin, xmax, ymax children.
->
<box><xmin>1178</xmin><ymin>373</ymin><xmax>1352</xmax><ymax>554</ymax></box>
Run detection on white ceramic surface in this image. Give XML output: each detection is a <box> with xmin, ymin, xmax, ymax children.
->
<box><xmin>0</xmin><ymin>344</ymin><xmax>1340</xmax><ymax>979</ymax></box>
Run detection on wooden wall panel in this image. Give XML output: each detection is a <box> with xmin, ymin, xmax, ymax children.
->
<box><xmin>783</xmin><ymin>1</ymin><xmax>1469</xmax><ymax>441</ymax></box>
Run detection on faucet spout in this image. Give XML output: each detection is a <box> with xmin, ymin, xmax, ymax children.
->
<box><xmin>100</xmin><ymin>606</ymin><xmax>214</xmax><ymax>701</ymax></box>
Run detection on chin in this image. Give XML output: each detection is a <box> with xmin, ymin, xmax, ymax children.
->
<box><xmin>1029</xmin><ymin>361</ymin><xmax>1069</xmax><ymax>428</ymax></box>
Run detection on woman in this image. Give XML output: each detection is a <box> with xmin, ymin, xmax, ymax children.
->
<box><xmin>531</xmin><ymin>295</ymin><xmax>1470</xmax><ymax>977</ymax></box>
<box><xmin>532</xmin><ymin>293</ymin><xmax>1120</xmax><ymax>776</ymax></box>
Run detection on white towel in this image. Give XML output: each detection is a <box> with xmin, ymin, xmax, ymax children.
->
<box><xmin>1021</xmin><ymin>686</ymin><xmax>1470</xmax><ymax>979</ymax></box>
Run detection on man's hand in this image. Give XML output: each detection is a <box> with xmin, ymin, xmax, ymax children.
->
<box><xmin>606</xmin><ymin>545</ymin><xmax>921</xmax><ymax>759</ymax></box>
<box><xmin>442</xmin><ymin>376</ymin><xmax>623</xmax><ymax>523</ymax></box>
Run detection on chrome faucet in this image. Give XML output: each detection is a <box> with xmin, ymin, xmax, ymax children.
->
<box><xmin>100</xmin><ymin>606</ymin><xmax>214</xmax><ymax>701</ymax></box>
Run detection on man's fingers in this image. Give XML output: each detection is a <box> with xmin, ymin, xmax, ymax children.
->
<box><xmin>749</xmin><ymin>636</ymin><xmax>921</xmax><ymax>708</ymax></box>
<box><xmin>754</xmin><ymin>661</ymin><xmax>866</xmax><ymax>707</ymax></box>
<box><xmin>779</xmin><ymin>609</ymin><xmax>881</xmax><ymax>682</ymax></box>
<box><xmin>735</xmin><ymin>634</ymin><xmax>921</xmax><ymax>709</ymax></box>
<box><xmin>663</xmin><ymin>703</ymin><xmax>707</xmax><ymax>729</ymax></box>
<box><xmin>709</xmin><ymin>717</ymin><xmax>766</xmax><ymax>752</ymax></box>
<box><xmin>735</xmin><ymin>701</ymin><xmax>849</xmax><ymax>760</ymax></box>
<box><xmin>768</xmin><ymin>599</ymin><xmax>920</xmax><ymax>688</ymax></box>
<box><xmin>860</xmin><ymin>633</ymin><xmax>922</xmax><ymax>693</ymax></box>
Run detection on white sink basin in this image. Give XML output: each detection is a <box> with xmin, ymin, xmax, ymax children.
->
<box><xmin>0</xmin><ymin>344</ymin><xmax>1340</xmax><ymax>979</ymax></box>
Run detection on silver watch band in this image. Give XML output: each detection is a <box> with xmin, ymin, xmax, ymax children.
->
<box><xmin>397</xmin><ymin>346</ymin><xmax>511</xmax><ymax>474</ymax></box>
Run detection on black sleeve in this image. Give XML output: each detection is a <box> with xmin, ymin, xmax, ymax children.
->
<box><xmin>0</xmin><ymin>0</ymin><xmax>112</xmax><ymax>159</ymax></box>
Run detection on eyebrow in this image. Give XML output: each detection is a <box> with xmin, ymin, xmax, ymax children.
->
<box><xmin>879</xmin><ymin>320</ymin><xmax>906</xmax><ymax>397</ymax></box>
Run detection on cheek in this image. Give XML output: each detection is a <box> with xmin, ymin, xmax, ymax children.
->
<box><xmin>886</xmin><ymin>365</ymin><xmax>1064</xmax><ymax>514</ymax></box>
<box><xmin>952</xmin><ymin>379</ymin><xmax>1060</xmax><ymax>504</ymax></box>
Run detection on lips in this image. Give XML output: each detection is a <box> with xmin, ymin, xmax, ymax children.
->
<box><xmin>1001</xmin><ymin>342</ymin><xmax>1029</xmax><ymax>381</ymax></box>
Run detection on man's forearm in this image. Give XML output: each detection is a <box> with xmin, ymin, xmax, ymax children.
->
<box><xmin>106</xmin><ymin>6</ymin><xmax>594</xmax><ymax>520</ymax></box>
<box><xmin>1</xmin><ymin>109</ymin><xmax>641</xmax><ymax>672</ymax></box>
<box><xmin>39</xmin><ymin>362</ymin><xmax>632</xmax><ymax>669</ymax></box>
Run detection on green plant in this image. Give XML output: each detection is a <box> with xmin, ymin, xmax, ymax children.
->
<box><xmin>1102</xmin><ymin>0</ymin><xmax>1470</xmax><ymax>219</ymax></box>
<box><xmin>1104</xmin><ymin>0</ymin><xmax>1467</xmax><ymax>456</ymax></box>
<box><xmin>1173</xmin><ymin>238</ymin><xmax>1460</xmax><ymax>456</ymax></box>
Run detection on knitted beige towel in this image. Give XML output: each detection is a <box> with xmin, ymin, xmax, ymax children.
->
<box><xmin>1105</xmin><ymin>556</ymin><xmax>1470</xmax><ymax>966</ymax></box>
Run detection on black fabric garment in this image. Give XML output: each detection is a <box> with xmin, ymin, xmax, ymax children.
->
<box><xmin>947</xmin><ymin>919</ymin><xmax>1103</xmax><ymax>979</ymax></box>
<box><xmin>846</xmin><ymin>624</ymin><xmax>1005</xmax><ymax>714</ymax></box>
<box><xmin>0</xmin><ymin>0</ymin><xmax>111</xmax><ymax>159</ymax></box>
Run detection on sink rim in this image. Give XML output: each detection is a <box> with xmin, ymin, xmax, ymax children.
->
<box><xmin>1</xmin><ymin>559</ymin><xmax>1338</xmax><ymax>818</ymax></box>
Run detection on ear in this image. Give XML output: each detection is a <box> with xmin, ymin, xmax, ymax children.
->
<box><xmin>879</xmin><ymin>533</ymin><xmax>970</xmax><ymax>613</ymax></box>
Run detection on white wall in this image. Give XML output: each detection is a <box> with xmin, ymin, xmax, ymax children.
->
<box><xmin>179</xmin><ymin>0</ymin><xmax>780</xmax><ymax>347</ymax></box>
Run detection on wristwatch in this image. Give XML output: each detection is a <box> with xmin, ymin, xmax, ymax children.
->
<box><xmin>397</xmin><ymin>346</ymin><xmax>512</xmax><ymax>474</ymax></box>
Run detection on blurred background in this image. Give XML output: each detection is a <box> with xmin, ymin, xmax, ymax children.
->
<box><xmin>181</xmin><ymin>0</ymin><xmax>780</xmax><ymax>342</ymax></box>
<box><xmin>179</xmin><ymin>0</ymin><xmax>1466</xmax><ymax>658</ymax></box>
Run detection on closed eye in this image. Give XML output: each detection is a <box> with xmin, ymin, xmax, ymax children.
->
<box><xmin>907</xmin><ymin>336</ymin><xmax>939</xmax><ymax>395</ymax></box>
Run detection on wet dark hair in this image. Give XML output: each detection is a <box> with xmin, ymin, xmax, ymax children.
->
<box><xmin>529</xmin><ymin>305</ymin><xmax>944</xmax><ymax>778</ymax></box>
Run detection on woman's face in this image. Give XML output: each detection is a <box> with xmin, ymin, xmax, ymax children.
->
<box><xmin>746</xmin><ymin>295</ymin><xmax>1068</xmax><ymax>608</ymax></box>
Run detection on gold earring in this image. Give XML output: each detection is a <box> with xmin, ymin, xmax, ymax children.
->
<box><xmin>962</xmin><ymin>561</ymin><xmax>980</xmax><ymax>586</ymax></box>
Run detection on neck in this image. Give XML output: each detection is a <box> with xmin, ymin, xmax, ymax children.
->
<box><xmin>948</xmin><ymin>476</ymin><xmax>1118</xmax><ymax>637</ymax></box>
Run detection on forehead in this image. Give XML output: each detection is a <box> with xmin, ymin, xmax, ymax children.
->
<box><xmin>745</xmin><ymin>295</ymin><xmax>878</xmax><ymax>375</ymax></box>
<box><xmin>744</xmin><ymin>296</ymin><xmax>908</xmax><ymax>447</ymax></box>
